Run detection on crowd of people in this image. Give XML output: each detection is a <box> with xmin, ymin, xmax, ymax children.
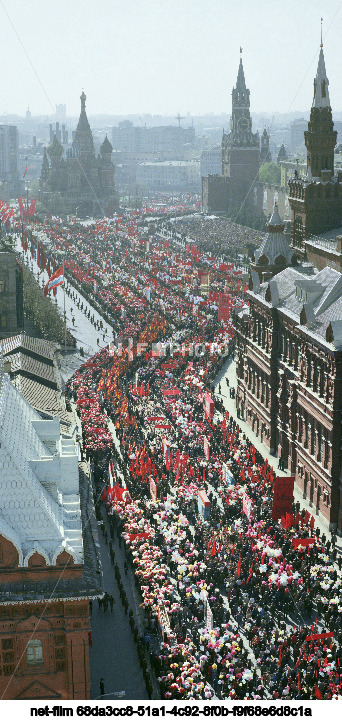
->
<box><xmin>19</xmin><ymin>209</ymin><xmax>342</xmax><ymax>702</ymax></box>
<box><xmin>167</xmin><ymin>216</ymin><xmax>265</xmax><ymax>260</ymax></box>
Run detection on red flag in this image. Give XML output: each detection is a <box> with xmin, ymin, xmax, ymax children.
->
<box><xmin>314</xmin><ymin>685</ymin><xmax>322</xmax><ymax>700</ymax></box>
<box><xmin>210</xmin><ymin>541</ymin><xmax>216</xmax><ymax>557</ymax></box>
<box><xmin>236</xmin><ymin>554</ymin><xmax>241</xmax><ymax>577</ymax></box>
<box><xmin>247</xmin><ymin>563</ymin><xmax>253</xmax><ymax>583</ymax></box>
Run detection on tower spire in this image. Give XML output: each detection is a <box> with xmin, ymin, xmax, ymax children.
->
<box><xmin>321</xmin><ymin>16</ymin><xmax>323</xmax><ymax>48</ymax></box>
<box><xmin>236</xmin><ymin>55</ymin><xmax>246</xmax><ymax>91</ymax></box>
<box><xmin>313</xmin><ymin>42</ymin><xmax>330</xmax><ymax>109</ymax></box>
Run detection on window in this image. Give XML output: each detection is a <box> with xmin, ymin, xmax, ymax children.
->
<box><xmin>0</xmin><ymin>313</ymin><xmax>7</xmax><ymax>330</ymax></box>
<box><xmin>0</xmin><ymin>280</ymin><xmax>5</xmax><ymax>293</ymax></box>
<box><xmin>27</xmin><ymin>639</ymin><xmax>43</xmax><ymax>665</ymax></box>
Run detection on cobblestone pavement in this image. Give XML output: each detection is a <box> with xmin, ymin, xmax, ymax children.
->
<box><xmin>89</xmin><ymin>511</ymin><xmax>148</xmax><ymax>701</ymax></box>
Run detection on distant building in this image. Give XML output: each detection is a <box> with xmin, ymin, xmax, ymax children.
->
<box><xmin>49</xmin><ymin>123</ymin><xmax>68</xmax><ymax>146</ymax></box>
<box><xmin>290</xmin><ymin>118</ymin><xmax>308</xmax><ymax>151</ymax></box>
<box><xmin>55</xmin><ymin>104</ymin><xmax>66</xmax><ymax>121</ymax></box>
<box><xmin>39</xmin><ymin>92</ymin><xmax>118</xmax><ymax>217</ymax></box>
<box><xmin>0</xmin><ymin>126</ymin><xmax>20</xmax><ymax>196</ymax></box>
<box><xmin>112</xmin><ymin>121</ymin><xmax>195</xmax><ymax>158</ymax></box>
<box><xmin>200</xmin><ymin>147</ymin><xmax>222</xmax><ymax>178</ymax></box>
<box><xmin>136</xmin><ymin>160</ymin><xmax>200</xmax><ymax>191</ymax></box>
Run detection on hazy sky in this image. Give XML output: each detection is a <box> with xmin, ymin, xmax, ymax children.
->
<box><xmin>1</xmin><ymin>0</ymin><xmax>342</xmax><ymax>117</ymax></box>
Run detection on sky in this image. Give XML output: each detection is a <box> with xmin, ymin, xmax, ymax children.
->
<box><xmin>1</xmin><ymin>0</ymin><xmax>342</xmax><ymax>118</ymax></box>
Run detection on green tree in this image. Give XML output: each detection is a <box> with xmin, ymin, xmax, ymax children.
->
<box><xmin>259</xmin><ymin>161</ymin><xmax>281</xmax><ymax>186</ymax></box>
<box><xmin>22</xmin><ymin>265</ymin><xmax>67</xmax><ymax>344</ymax></box>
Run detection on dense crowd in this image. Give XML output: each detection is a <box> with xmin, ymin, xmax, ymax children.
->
<box><xmin>19</xmin><ymin>210</ymin><xmax>342</xmax><ymax>701</ymax></box>
<box><xmin>166</xmin><ymin>217</ymin><xmax>265</xmax><ymax>259</ymax></box>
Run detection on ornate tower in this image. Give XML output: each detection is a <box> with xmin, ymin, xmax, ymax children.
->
<box><xmin>220</xmin><ymin>51</ymin><xmax>260</xmax><ymax>215</ymax></box>
<box><xmin>251</xmin><ymin>202</ymin><xmax>296</xmax><ymax>281</ymax></box>
<box><xmin>304</xmin><ymin>45</ymin><xmax>336</xmax><ymax>178</ymax></box>
<box><xmin>288</xmin><ymin>36</ymin><xmax>342</xmax><ymax>256</ymax></box>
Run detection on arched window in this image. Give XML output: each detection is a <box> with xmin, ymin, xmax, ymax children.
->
<box><xmin>27</xmin><ymin>639</ymin><xmax>43</xmax><ymax>665</ymax></box>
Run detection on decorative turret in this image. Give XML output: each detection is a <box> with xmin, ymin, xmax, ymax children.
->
<box><xmin>260</xmin><ymin>128</ymin><xmax>272</xmax><ymax>163</ymax></box>
<box><xmin>252</xmin><ymin>202</ymin><xmax>295</xmax><ymax>281</ymax></box>
<box><xmin>47</xmin><ymin>134</ymin><xmax>63</xmax><ymax>164</ymax></box>
<box><xmin>100</xmin><ymin>134</ymin><xmax>113</xmax><ymax>162</ymax></box>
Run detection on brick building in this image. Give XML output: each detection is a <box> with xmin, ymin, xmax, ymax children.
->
<box><xmin>0</xmin><ymin>353</ymin><xmax>102</xmax><ymax>699</ymax></box>
<box><xmin>234</xmin><ymin>258</ymin><xmax>342</xmax><ymax>531</ymax></box>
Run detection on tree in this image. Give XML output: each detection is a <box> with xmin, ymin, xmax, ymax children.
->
<box><xmin>259</xmin><ymin>161</ymin><xmax>281</xmax><ymax>186</ymax></box>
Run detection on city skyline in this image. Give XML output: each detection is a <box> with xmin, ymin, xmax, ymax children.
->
<box><xmin>1</xmin><ymin>0</ymin><xmax>342</xmax><ymax>117</ymax></box>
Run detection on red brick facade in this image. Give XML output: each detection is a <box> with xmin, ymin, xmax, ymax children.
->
<box><xmin>235</xmin><ymin>288</ymin><xmax>342</xmax><ymax>531</ymax></box>
<box><xmin>0</xmin><ymin>536</ymin><xmax>91</xmax><ymax>699</ymax></box>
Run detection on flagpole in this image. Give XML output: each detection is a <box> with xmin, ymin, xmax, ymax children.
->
<box><xmin>63</xmin><ymin>260</ymin><xmax>66</xmax><ymax>353</ymax></box>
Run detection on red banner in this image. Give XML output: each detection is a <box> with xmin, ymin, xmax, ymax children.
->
<box><xmin>203</xmin><ymin>392</ymin><xmax>214</xmax><ymax>420</ymax></box>
<box><xmin>306</xmin><ymin>632</ymin><xmax>334</xmax><ymax>642</ymax></box>
<box><xmin>272</xmin><ymin>476</ymin><xmax>294</xmax><ymax>521</ymax></box>
<box><xmin>291</xmin><ymin>538</ymin><xmax>315</xmax><ymax>549</ymax></box>
<box><xmin>128</xmin><ymin>532</ymin><xmax>150</xmax><ymax>542</ymax></box>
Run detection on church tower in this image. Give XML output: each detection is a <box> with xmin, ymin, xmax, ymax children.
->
<box><xmin>289</xmin><ymin>33</ymin><xmax>342</xmax><ymax>256</ymax></box>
